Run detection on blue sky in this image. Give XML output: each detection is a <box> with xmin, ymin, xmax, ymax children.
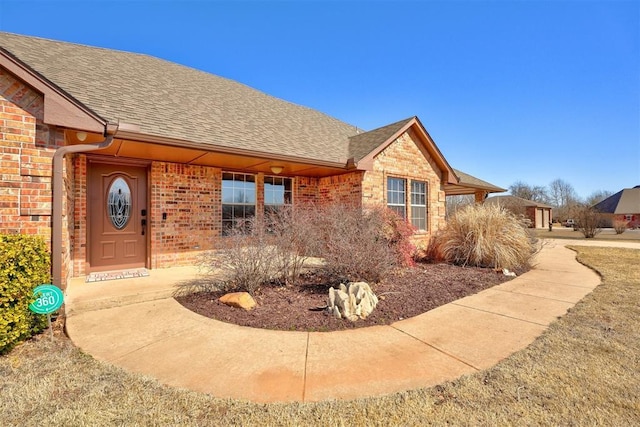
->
<box><xmin>1</xmin><ymin>0</ymin><xmax>638</xmax><ymax>199</ymax></box>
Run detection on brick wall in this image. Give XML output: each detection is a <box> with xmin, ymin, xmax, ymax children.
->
<box><xmin>294</xmin><ymin>176</ymin><xmax>318</xmax><ymax>206</ymax></box>
<box><xmin>72</xmin><ymin>155</ymin><xmax>88</xmax><ymax>276</ymax></box>
<box><xmin>362</xmin><ymin>129</ymin><xmax>446</xmax><ymax>245</ymax></box>
<box><xmin>150</xmin><ymin>162</ymin><xmax>221</xmax><ymax>267</ymax></box>
<box><xmin>0</xmin><ymin>67</ymin><xmax>72</xmax><ymax>284</ymax></box>
<box><xmin>318</xmin><ymin>171</ymin><xmax>364</xmax><ymax>207</ymax></box>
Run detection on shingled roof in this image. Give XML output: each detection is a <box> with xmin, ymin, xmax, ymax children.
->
<box><xmin>348</xmin><ymin>117</ymin><xmax>414</xmax><ymax>161</ymax></box>
<box><xmin>593</xmin><ymin>186</ymin><xmax>640</xmax><ymax>214</ymax></box>
<box><xmin>442</xmin><ymin>169</ymin><xmax>506</xmax><ymax>195</ymax></box>
<box><xmin>0</xmin><ymin>31</ymin><xmax>361</xmax><ymax>164</ymax></box>
<box><xmin>1</xmin><ymin>31</ymin><xmax>507</xmax><ymax>194</ymax></box>
<box><xmin>485</xmin><ymin>195</ymin><xmax>552</xmax><ymax>209</ymax></box>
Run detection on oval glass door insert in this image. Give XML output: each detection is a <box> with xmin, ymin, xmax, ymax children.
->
<box><xmin>107</xmin><ymin>177</ymin><xmax>132</xmax><ymax>229</ymax></box>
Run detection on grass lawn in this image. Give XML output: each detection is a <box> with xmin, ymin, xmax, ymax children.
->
<box><xmin>536</xmin><ymin>227</ymin><xmax>640</xmax><ymax>241</ymax></box>
<box><xmin>1</xmin><ymin>246</ymin><xmax>639</xmax><ymax>425</ymax></box>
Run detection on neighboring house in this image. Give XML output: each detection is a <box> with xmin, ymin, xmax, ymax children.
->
<box><xmin>593</xmin><ymin>186</ymin><xmax>640</xmax><ymax>228</ymax></box>
<box><xmin>0</xmin><ymin>32</ymin><xmax>504</xmax><ymax>289</ymax></box>
<box><xmin>484</xmin><ymin>195</ymin><xmax>552</xmax><ymax>228</ymax></box>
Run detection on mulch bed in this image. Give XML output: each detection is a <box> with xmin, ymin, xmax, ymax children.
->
<box><xmin>175</xmin><ymin>263</ymin><xmax>519</xmax><ymax>332</ymax></box>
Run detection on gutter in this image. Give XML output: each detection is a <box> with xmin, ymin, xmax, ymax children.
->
<box><xmin>51</xmin><ymin>132</ymin><xmax>116</xmax><ymax>289</ymax></box>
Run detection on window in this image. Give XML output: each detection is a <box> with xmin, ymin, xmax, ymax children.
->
<box><xmin>107</xmin><ymin>177</ymin><xmax>131</xmax><ymax>230</ymax></box>
<box><xmin>264</xmin><ymin>176</ymin><xmax>292</xmax><ymax>214</ymax></box>
<box><xmin>222</xmin><ymin>172</ymin><xmax>255</xmax><ymax>234</ymax></box>
<box><xmin>411</xmin><ymin>180</ymin><xmax>427</xmax><ymax>230</ymax></box>
<box><xmin>387</xmin><ymin>177</ymin><xmax>406</xmax><ymax>219</ymax></box>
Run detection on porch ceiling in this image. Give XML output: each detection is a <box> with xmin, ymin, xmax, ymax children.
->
<box><xmin>443</xmin><ymin>184</ymin><xmax>483</xmax><ymax>196</ymax></box>
<box><xmin>65</xmin><ymin>130</ymin><xmax>348</xmax><ymax>177</ymax></box>
<box><xmin>444</xmin><ymin>184</ymin><xmax>502</xmax><ymax>196</ymax></box>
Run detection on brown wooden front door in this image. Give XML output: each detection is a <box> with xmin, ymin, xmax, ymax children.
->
<box><xmin>89</xmin><ymin>163</ymin><xmax>147</xmax><ymax>272</ymax></box>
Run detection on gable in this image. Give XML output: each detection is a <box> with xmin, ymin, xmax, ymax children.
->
<box><xmin>352</xmin><ymin>117</ymin><xmax>457</xmax><ymax>185</ymax></box>
<box><xmin>0</xmin><ymin>52</ymin><xmax>105</xmax><ymax>133</ymax></box>
<box><xmin>371</xmin><ymin>129</ymin><xmax>443</xmax><ymax>181</ymax></box>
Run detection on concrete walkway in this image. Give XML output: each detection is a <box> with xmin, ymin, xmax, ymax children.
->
<box><xmin>64</xmin><ymin>240</ymin><xmax>637</xmax><ymax>403</ymax></box>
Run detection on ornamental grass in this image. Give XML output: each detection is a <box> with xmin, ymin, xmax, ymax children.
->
<box><xmin>437</xmin><ymin>203</ymin><xmax>536</xmax><ymax>270</ymax></box>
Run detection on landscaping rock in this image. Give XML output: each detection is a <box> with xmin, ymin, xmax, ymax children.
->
<box><xmin>326</xmin><ymin>282</ymin><xmax>378</xmax><ymax>321</ymax></box>
<box><xmin>219</xmin><ymin>292</ymin><xmax>257</xmax><ymax>310</ymax></box>
<box><xmin>502</xmin><ymin>268</ymin><xmax>517</xmax><ymax>277</ymax></box>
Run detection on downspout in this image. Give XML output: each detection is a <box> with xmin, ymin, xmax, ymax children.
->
<box><xmin>51</xmin><ymin>133</ymin><xmax>115</xmax><ymax>289</ymax></box>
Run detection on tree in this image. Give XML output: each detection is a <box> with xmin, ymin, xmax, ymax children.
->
<box><xmin>508</xmin><ymin>181</ymin><xmax>548</xmax><ymax>203</ymax></box>
<box><xmin>585</xmin><ymin>189</ymin><xmax>613</xmax><ymax>206</ymax></box>
<box><xmin>548</xmin><ymin>179</ymin><xmax>579</xmax><ymax>220</ymax></box>
<box><xmin>445</xmin><ymin>195</ymin><xmax>475</xmax><ymax>219</ymax></box>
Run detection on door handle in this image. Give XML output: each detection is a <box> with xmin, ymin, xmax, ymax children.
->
<box><xmin>141</xmin><ymin>218</ymin><xmax>147</xmax><ymax>235</ymax></box>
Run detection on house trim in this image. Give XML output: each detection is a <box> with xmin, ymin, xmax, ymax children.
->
<box><xmin>0</xmin><ymin>48</ymin><xmax>106</xmax><ymax>133</ymax></box>
<box><xmin>355</xmin><ymin>117</ymin><xmax>458</xmax><ymax>186</ymax></box>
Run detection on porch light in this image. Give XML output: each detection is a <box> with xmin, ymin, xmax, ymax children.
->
<box><xmin>270</xmin><ymin>165</ymin><xmax>284</xmax><ymax>174</ymax></box>
<box><xmin>76</xmin><ymin>131</ymin><xmax>87</xmax><ymax>141</ymax></box>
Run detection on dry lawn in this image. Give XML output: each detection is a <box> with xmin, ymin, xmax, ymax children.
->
<box><xmin>537</xmin><ymin>227</ymin><xmax>640</xmax><ymax>241</ymax></box>
<box><xmin>1</xmin><ymin>246</ymin><xmax>639</xmax><ymax>426</ymax></box>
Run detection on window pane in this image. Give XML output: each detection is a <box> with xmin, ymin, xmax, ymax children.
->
<box><xmin>221</xmin><ymin>172</ymin><xmax>256</xmax><ymax>235</ymax></box>
<box><xmin>411</xmin><ymin>206</ymin><xmax>426</xmax><ymax>230</ymax></box>
<box><xmin>264</xmin><ymin>177</ymin><xmax>292</xmax><ymax>217</ymax></box>
<box><xmin>411</xmin><ymin>181</ymin><xmax>426</xmax><ymax>205</ymax></box>
<box><xmin>410</xmin><ymin>180</ymin><xmax>427</xmax><ymax>230</ymax></box>
<box><xmin>389</xmin><ymin>205</ymin><xmax>406</xmax><ymax>219</ymax></box>
<box><xmin>387</xmin><ymin>177</ymin><xmax>406</xmax><ymax>219</ymax></box>
<box><xmin>222</xmin><ymin>205</ymin><xmax>233</xmax><ymax>220</ymax></box>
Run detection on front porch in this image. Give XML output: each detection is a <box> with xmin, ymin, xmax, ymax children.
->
<box><xmin>65</xmin><ymin>266</ymin><xmax>202</xmax><ymax>316</ymax></box>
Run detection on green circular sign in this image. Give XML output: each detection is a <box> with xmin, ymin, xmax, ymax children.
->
<box><xmin>29</xmin><ymin>284</ymin><xmax>64</xmax><ymax>314</ymax></box>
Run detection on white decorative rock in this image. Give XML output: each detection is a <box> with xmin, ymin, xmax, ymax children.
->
<box><xmin>326</xmin><ymin>282</ymin><xmax>378</xmax><ymax>321</ymax></box>
<box><xmin>502</xmin><ymin>268</ymin><xmax>517</xmax><ymax>277</ymax></box>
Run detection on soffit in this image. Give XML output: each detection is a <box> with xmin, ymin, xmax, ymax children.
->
<box><xmin>67</xmin><ymin>131</ymin><xmax>346</xmax><ymax>177</ymax></box>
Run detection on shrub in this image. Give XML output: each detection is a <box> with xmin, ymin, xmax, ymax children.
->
<box><xmin>265</xmin><ymin>205</ymin><xmax>315</xmax><ymax>286</ymax></box>
<box><xmin>0</xmin><ymin>235</ymin><xmax>50</xmax><ymax>354</ymax></box>
<box><xmin>310</xmin><ymin>204</ymin><xmax>415</xmax><ymax>283</ymax></box>
<box><xmin>612</xmin><ymin>219</ymin><xmax>628</xmax><ymax>234</ymax></box>
<box><xmin>572</xmin><ymin>205</ymin><xmax>602</xmax><ymax>238</ymax></box>
<box><xmin>199</xmin><ymin>218</ymin><xmax>276</xmax><ymax>295</ymax></box>
<box><xmin>436</xmin><ymin>203</ymin><xmax>535</xmax><ymax>270</ymax></box>
<box><xmin>381</xmin><ymin>209</ymin><xmax>416</xmax><ymax>267</ymax></box>
<box><xmin>199</xmin><ymin>204</ymin><xmax>416</xmax><ymax>292</ymax></box>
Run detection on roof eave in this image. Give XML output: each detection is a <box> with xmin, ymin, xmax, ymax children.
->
<box><xmin>113</xmin><ymin>128</ymin><xmax>349</xmax><ymax>170</ymax></box>
<box><xmin>444</xmin><ymin>184</ymin><xmax>507</xmax><ymax>196</ymax></box>
<box><xmin>0</xmin><ymin>47</ymin><xmax>107</xmax><ymax>133</ymax></box>
<box><xmin>354</xmin><ymin>116</ymin><xmax>458</xmax><ymax>184</ymax></box>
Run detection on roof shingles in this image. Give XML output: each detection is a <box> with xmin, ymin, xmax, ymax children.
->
<box><xmin>0</xmin><ymin>31</ymin><xmax>504</xmax><ymax>195</ymax></box>
<box><xmin>0</xmin><ymin>32</ymin><xmax>358</xmax><ymax>164</ymax></box>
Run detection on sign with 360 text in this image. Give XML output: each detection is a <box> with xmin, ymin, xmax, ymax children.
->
<box><xmin>28</xmin><ymin>284</ymin><xmax>64</xmax><ymax>315</ymax></box>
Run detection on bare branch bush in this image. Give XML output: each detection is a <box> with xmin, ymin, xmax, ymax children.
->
<box><xmin>572</xmin><ymin>205</ymin><xmax>603</xmax><ymax>238</ymax></box>
<box><xmin>310</xmin><ymin>204</ymin><xmax>411</xmax><ymax>283</ymax></box>
<box><xmin>445</xmin><ymin>195</ymin><xmax>475</xmax><ymax>219</ymax></box>
<box><xmin>265</xmin><ymin>205</ymin><xmax>316</xmax><ymax>286</ymax></box>
<box><xmin>612</xmin><ymin>219</ymin><xmax>628</xmax><ymax>235</ymax></box>
<box><xmin>172</xmin><ymin>277</ymin><xmax>227</xmax><ymax>298</ymax></box>
<box><xmin>195</xmin><ymin>203</ymin><xmax>417</xmax><ymax>293</ymax></box>
<box><xmin>199</xmin><ymin>218</ymin><xmax>276</xmax><ymax>295</ymax></box>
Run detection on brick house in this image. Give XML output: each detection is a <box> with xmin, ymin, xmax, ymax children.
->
<box><xmin>484</xmin><ymin>195</ymin><xmax>552</xmax><ymax>228</ymax></box>
<box><xmin>0</xmin><ymin>32</ymin><xmax>504</xmax><ymax>289</ymax></box>
<box><xmin>593</xmin><ymin>186</ymin><xmax>640</xmax><ymax>228</ymax></box>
